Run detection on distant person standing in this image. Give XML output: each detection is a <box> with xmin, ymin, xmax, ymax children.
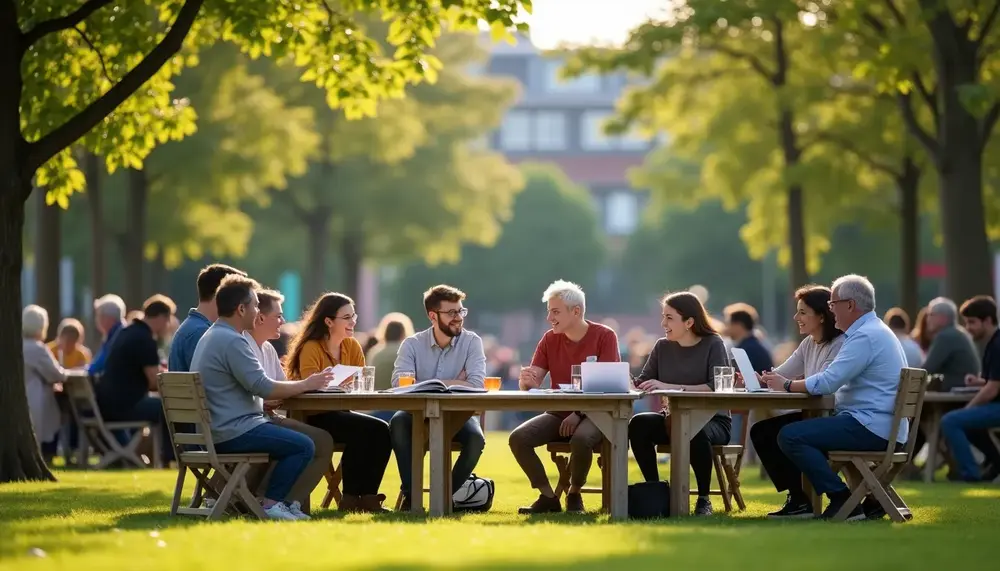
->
<box><xmin>725</xmin><ymin>303</ymin><xmax>774</xmax><ymax>373</ymax></box>
<box><xmin>168</xmin><ymin>263</ymin><xmax>247</xmax><ymax>372</ymax></box>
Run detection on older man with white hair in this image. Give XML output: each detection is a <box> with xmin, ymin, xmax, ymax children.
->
<box><xmin>510</xmin><ymin>279</ymin><xmax>620</xmax><ymax>514</ymax></box>
<box><xmin>922</xmin><ymin>297</ymin><xmax>981</xmax><ymax>391</ymax></box>
<box><xmin>88</xmin><ymin>293</ymin><xmax>127</xmax><ymax>376</ymax></box>
<box><xmin>759</xmin><ymin>275</ymin><xmax>908</xmax><ymax>521</ymax></box>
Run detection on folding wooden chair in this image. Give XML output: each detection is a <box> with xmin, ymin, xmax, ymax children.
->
<box><xmin>63</xmin><ymin>374</ymin><xmax>161</xmax><ymax>469</ymax></box>
<box><xmin>392</xmin><ymin>412</ymin><xmax>486</xmax><ymax>510</ymax></box>
<box><xmin>158</xmin><ymin>372</ymin><xmax>269</xmax><ymax>520</ymax></box>
<box><xmin>320</xmin><ymin>444</ymin><xmax>347</xmax><ymax>508</ymax></box>
<box><xmin>828</xmin><ymin>367</ymin><xmax>928</xmax><ymax>523</ymax></box>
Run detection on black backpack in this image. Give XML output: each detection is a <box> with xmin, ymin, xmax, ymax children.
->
<box><xmin>628</xmin><ymin>481</ymin><xmax>671</xmax><ymax>519</ymax></box>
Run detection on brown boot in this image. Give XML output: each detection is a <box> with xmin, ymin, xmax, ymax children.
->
<box><xmin>357</xmin><ymin>493</ymin><xmax>390</xmax><ymax>513</ymax></box>
<box><xmin>339</xmin><ymin>494</ymin><xmax>361</xmax><ymax>512</ymax></box>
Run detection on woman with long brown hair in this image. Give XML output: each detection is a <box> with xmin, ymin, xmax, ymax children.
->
<box><xmin>285</xmin><ymin>292</ymin><xmax>392</xmax><ymax>513</ymax></box>
<box><xmin>628</xmin><ymin>291</ymin><xmax>732</xmax><ymax>516</ymax></box>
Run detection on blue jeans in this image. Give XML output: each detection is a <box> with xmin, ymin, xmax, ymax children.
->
<box><xmin>777</xmin><ymin>413</ymin><xmax>893</xmax><ymax>496</ymax></box>
<box><xmin>215</xmin><ymin>422</ymin><xmax>314</xmax><ymax>503</ymax></box>
<box><xmin>106</xmin><ymin>396</ymin><xmax>174</xmax><ymax>463</ymax></box>
<box><xmin>941</xmin><ymin>403</ymin><xmax>1000</xmax><ymax>480</ymax></box>
<box><xmin>389</xmin><ymin>411</ymin><xmax>485</xmax><ymax>493</ymax></box>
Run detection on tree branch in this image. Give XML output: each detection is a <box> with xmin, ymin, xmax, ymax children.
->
<box><xmin>897</xmin><ymin>92</ymin><xmax>940</xmax><ymax>157</ymax></box>
<box><xmin>911</xmin><ymin>71</ymin><xmax>939</xmax><ymax>127</ymax></box>
<box><xmin>71</xmin><ymin>26</ymin><xmax>112</xmax><ymax>82</ymax></box>
<box><xmin>702</xmin><ymin>42</ymin><xmax>775</xmax><ymax>83</ymax></box>
<box><xmin>25</xmin><ymin>0</ymin><xmax>205</xmax><ymax>173</ymax></box>
<box><xmin>981</xmin><ymin>102</ymin><xmax>1000</xmax><ymax>152</ymax></box>
<box><xmin>811</xmin><ymin>131</ymin><xmax>901</xmax><ymax>177</ymax></box>
<box><xmin>978</xmin><ymin>1</ymin><xmax>1000</xmax><ymax>44</ymax></box>
<box><xmin>882</xmin><ymin>0</ymin><xmax>907</xmax><ymax>26</ymax></box>
<box><xmin>19</xmin><ymin>0</ymin><xmax>116</xmax><ymax>55</ymax></box>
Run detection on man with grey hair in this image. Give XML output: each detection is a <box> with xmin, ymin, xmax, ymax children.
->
<box><xmin>88</xmin><ymin>293</ymin><xmax>127</xmax><ymax>375</ymax></box>
<box><xmin>511</xmin><ymin>279</ymin><xmax>620</xmax><ymax>514</ymax></box>
<box><xmin>923</xmin><ymin>297</ymin><xmax>981</xmax><ymax>391</ymax></box>
<box><xmin>759</xmin><ymin>274</ymin><xmax>908</xmax><ymax>521</ymax></box>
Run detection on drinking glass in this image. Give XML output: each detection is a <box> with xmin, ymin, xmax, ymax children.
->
<box><xmin>398</xmin><ymin>371</ymin><xmax>415</xmax><ymax>387</ymax></box>
<box><xmin>719</xmin><ymin>366</ymin><xmax>735</xmax><ymax>392</ymax></box>
<box><xmin>484</xmin><ymin>376</ymin><xmax>502</xmax><ymax>391</ymax></box>
<box><xmin>570</xmin><ymin>364</ymin><xmax>583</xmax><ymax>391</ymax></box>
<box><xmin>362</xmin><ymin>366</ymin><xmax>376</xmax><ymax>393</ymax></box>
<box><xmin>713</xmin><ymin>366</ymin><xmax>725</xmax><ymax>389</ymax></box>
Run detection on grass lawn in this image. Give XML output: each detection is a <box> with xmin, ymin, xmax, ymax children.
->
<box><xmin>1</xmin><ymin>432</ymin><xmax>998</xmax><ymax>571</ymax></box>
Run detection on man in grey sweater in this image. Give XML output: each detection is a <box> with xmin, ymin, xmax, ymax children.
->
<box><xmin>190</xmin><ymin>274</ymin><xmax>333</xmax><ymax>521</ymax></box>
<box><xmin>923</xmin><ymin>297</ymin><xmax>981</xmax><ymax>390</ymax></box>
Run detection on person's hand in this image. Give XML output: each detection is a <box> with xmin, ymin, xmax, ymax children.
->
<box><xmin>263</xmin><ymin>399</ymin><xmax>282</xmax><ymax>411</ymax></box>
<box><xmin>53</xmin><ymin>382</ymin><xmax>64</xmax><ymax>394</ymax></box>
<box><xmin>519</xmin><ymin>367</ymin><xmax>540</xmax><ymax>390</ymax></box>
<box><xmin>304</xmin><ymin>368</ymin><xmax>336</xmax><ymax>391</ymax></box>
<box><xmin>638</xmin><ymin>379</ymin><xmax>670</xmax><ymax>392</ymax></box>
<box><xmin>761</xmin><ymin>370</ymin><xmax>789</xmax><ymax>391</ymax></box>
<box><xmin>559</xmin><ymin>413</ymin><xmax>581</xmax><ymax>438</ymax></box>
<box><xmin>965</xmin><ymin>374</ymin><xmax>986</xmax><ymax>387</ymax></box>
<box><xmin>457</xmin><ymin>369</ymin><xmax>468</xmax><ymax>381</ymax></box>
<box><xmin>734</xmin><ymin>372</ymin><xmax>746</xmax><ymax>389</ymax></box>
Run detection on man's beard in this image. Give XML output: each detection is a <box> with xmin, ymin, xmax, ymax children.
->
<box><xmin>441</xmin><ymin>321</ymin><xmax>463</xmax><ymax>337</ymax></box>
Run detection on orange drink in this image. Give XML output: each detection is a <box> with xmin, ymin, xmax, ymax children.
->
<box><xmin>399</xmin><ymin>372</ymin><xmax>415</xmax><ymax>387</ymax></box>
<box><xmin>484</xmin><ymin>376</ymin><xmax>502</xmax><ymax>391</ymax></box>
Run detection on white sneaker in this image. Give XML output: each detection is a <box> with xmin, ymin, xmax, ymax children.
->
<box><xmin>263</xmin><ymin>502</ymin><xmax>298</xmax><ymax>521</ymax></box>
<box><xmin>287</xmin><ymin>501</ymin><xmax>311</xmax><ymax>520</ymax></box>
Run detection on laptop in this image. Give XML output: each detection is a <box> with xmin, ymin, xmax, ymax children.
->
<box><xmin>581</xmin><ymin>362</ymin><xmax>631</xmax><ymax>394</ymax></box>
<box><xmin>730</xmin><ymin>348</ymin><xmax>770</xmax><ymax>393</ymax></box>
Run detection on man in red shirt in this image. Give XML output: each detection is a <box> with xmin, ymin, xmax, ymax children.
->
<box><xmin>509</xmin><ymin>280</ymin><xmax>620</xmax><ymax>514</ymax></box>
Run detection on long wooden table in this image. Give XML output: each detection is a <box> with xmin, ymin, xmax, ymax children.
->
<box><xmin>652</xmin><ymin>390</ymin><xmax>835</xmax><ymax>517</ymax></box>
<box><xmin>919</xmin><ymin>391</ymin><xmax>976</xmax><ymax>482</ymax></box>
<box><xmin>282</xmin><ymin>390</ymin><xmax>640</xmax><ymax>518</ymax></box>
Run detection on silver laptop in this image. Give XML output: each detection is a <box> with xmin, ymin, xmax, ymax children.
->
<box><xmin>730</xmin><ymin>348</ymin><xmax>769</xmax><ymax>392</ymax></box>
<box><xmin>581</xmin><ymin>362</ymin><xmax>631</xmax><ymax>393</ymax></box>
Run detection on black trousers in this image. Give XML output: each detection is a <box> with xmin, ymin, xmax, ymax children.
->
<box><xmin>628</xmin><ymin>411</ymin><xmax>732</xmax><ymax>496</ymax></box>
<box><xmin>750</xmin><ymin>412</ymin><xmax>806</xmax><ymax>498</ymax></box>
<box><xmin>307</xmin><ymin>411</ymin><xmax>391</xmax><ymax>496</ymax></box>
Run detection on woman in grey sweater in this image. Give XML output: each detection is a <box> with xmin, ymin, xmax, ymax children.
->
<box><xmin>752</xmin><ymin>285</ymin><xmax>844</xmax><ymax>518</ymax></box>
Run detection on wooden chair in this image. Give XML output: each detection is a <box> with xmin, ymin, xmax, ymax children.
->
<box><xmin>158</xmin><ymin>372</ymin><xmax>269</xmax><ymax>520</ymax></box>
<box><xmin>320</xmin><ymin>444</ymin><xmax>347</xmax><ymax>508</ymax></box>
<box><xmin>547</xmin><ymin>410</ymin><xmax>751</xmax><ymax>513</ymax></box>
<box><xmin>392</xmin><ymin>412</ymin><xmax>486</xmax><ymax>511</ymax></box>
<box><xmin>63</xmin><ymin>374</ymin><xmax>161</xmax><ymax>469</ymax></box>
<box><xmin>828</xmin><ymin>367</ymin><xmax>928</xmax><ymax>522</ymax></box>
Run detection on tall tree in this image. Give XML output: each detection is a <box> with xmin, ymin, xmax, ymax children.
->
<box><xmin>837</xmin><ymin>0</ymin><xmax>1000</xmax><ymax>301</ymax></box>
<box><xmin>398</xmin><ymin>163</ymin><xmax>605</xmax><ymax>315</ymax></box>
<box><xmin>1</xmin><ymin>0</ymin><xmax>528</xmax><ymax>482</ymax></box>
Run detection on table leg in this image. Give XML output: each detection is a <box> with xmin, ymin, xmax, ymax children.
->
<box><xmin>609</xmin><ymin>416</ymin><xmax>630</xmax><ymax>520</ymax></box>
<box><xmin>923</xmin><ymin>408</ymin><xmax>941</xmax><ymax>483</ymax></box>
<box><xmin>669</xmin><ymin>410</ymin><xmax>692</xmax><ymax>516</ymax></box>
<box><xmin>411</xmin><ymin>409</ymin><xmax>426</xmax><ymax>514</ymax></box>
<box><xmin>428</xmin><ymin>412</ymin><xmax>448</xmax><ymax>517</ymax></box>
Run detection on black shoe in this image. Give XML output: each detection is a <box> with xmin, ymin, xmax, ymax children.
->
<box><xmin>694</xmin><ymin>497</ymin><xmax>713</xmax><ymax>516</ymax></box>
<box><xmin>398</xmin><ymin>493</ymin><xmax>410</xmax><ymax>512</ymax></box>
<box><xmin>862</xmin><ymin>496</ymin><xmax>886</xmax><ymax>520</ymax></box>
<box><xmin>565</xmin><ymin>492</ymin><xmax>585</xmax><ymax>514</ymax></box>
<box><xmin>517</xmin><ymin>493</ymin><xmax>562</xmax><ymax>514</ymax></box>
<box><xmin>982</xmin><ymin>463</ymin><xmax>1000</xmax><ymax>483</ymax></box>
<box><xmin>767</xmin><ymin>494</ymin><xmax>814</xmax><ymax>519</ymax></box>
<box><xmin>821</xmin><ymin>492</ymin><xmax>865</xmax><ymax>522</ymax></box>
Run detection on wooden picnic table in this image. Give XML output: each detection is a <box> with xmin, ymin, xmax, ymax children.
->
<box><xmin>282</xmin><ymin>390</ymin><xmax>640</xmax><ymax>519</ymax></box>
<box><xmin>919</xmin><ymin>391</ymin><xmax>976</xmax><ymax>483</ymax></box>
<box><xmin>652</xmin><ymin>390</ymin><xmax>835</xmax><ymax>517</ymax></box>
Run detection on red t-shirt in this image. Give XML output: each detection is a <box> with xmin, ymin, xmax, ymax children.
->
<box><xmin>530</xmin><ymin>320</ymin><xmax>620</xmax><ymax>389</ymax></box>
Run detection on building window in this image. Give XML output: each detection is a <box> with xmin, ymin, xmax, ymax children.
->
<box><xmin>499</xmin><ymin>110</ymin><xmax>532</xmax><ymax>151</ymax></box>
<box><xmin>606</xmin><ymin>191</ymin><xmax>639</xmax><ymax>235</ymax></box>
<box><xmin>544</xmin><ymin>60</ymin><xmax>601</xmax><ymax>93</ymax></box>
<box><xmin>581</xmin><ymin>110</ymin><xmax>613</xmax><ymax>150</ymax></box>
<box><xmin>534</xmin><ymin>111</ymin><xmax>567</xmax><ymax>151</ymax></box>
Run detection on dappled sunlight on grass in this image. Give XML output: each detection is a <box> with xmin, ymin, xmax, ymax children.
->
<box><xmin>2</xmin><ymin>432</ymin><xmax>999</xmax><ymax>570</ymax></box>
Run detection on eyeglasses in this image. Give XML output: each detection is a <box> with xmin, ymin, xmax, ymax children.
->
<box><xmin>827</xmin><ymin>300</ymin><xmax>852</xmax><ymax>309</ymax></box>
<box><xmin>435</xmin><ymin>308</ymin><xmax>468</xmax><ymax>319</ymax></box>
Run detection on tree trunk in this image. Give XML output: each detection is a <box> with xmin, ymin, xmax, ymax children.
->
<box><xmin>149</xmin><ymin>248</ymin><xmax>167</xmax><ymax>294</ymax></box>
<box><xmin>340</xmin><ymin>231</ymin><xmax>364</xmax><ymax>301</ymax></box>
<box><xmin>0</xmin><ymin>188</ymin><xmax>55</xmax><ymax>482</ymax></box>
<box><xmin>897</xmin><ymin>156</ymin><xmax>921</xmax><ymax>320</ymax></box>
<box><xmin>306</xmin><ymin>209</ymin><xmax>331</xmax><ymax>303</ymax></box>
<box><xmin>122</xmin><ymin>168</ymin><xmax>148</xmax><ymax>309</ymax></box>
<box><xmin>34</xmin><ymin>187</ymin><xmax>61</xmax><ymax>339</ymax></box>
<box><xmin>84</xmin><ymin>151</ymin><xmax>105</xmax><ymax>298</ymax></box>
<box><xmin>778</xmin><ymin>108</ymin><xmax>809</xmax><ymax>291</ymax></box>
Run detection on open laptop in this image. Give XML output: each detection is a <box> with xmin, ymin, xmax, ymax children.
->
<box><xmin>581</xmin><ymin>362</ymin><xmax>631</xmax><ymax>394</ymax></box>
<box><xmin>730</xmin><ymin>348</ymin><xmax>770</xmax><ymax>393</ymax></box>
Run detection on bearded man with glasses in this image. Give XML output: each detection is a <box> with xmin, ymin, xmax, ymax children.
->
<box><xmin>389</xmin><ymin>284</ymin><xmax>487</xmax><ymax>511</ymax></box>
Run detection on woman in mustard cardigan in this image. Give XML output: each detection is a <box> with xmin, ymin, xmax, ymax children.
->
<box><xmin>285</xmin><ymin>293</ymin><xmax>392</xmax><ymax>513</ymax></box>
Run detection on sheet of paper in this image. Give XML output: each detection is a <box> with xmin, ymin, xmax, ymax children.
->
<box><xmin>328</xmin><ymin>364</ymin><xmax>361</xmax><ymax>389</ymax></box>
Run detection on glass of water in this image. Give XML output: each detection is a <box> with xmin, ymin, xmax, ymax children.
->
<box><xmin>361</xmin><ymin>366</ymin><xmax>376</xmax><ymax>393</ymax></box>
<box><xmin>570</xmin><ymin>364</ymin><xmax>583</xmax><ymax>391</ymax></box>
<box><xmin>718</xmin><ymin>366</ymin><xmax>735</xmax><ymax>392</ymax></box>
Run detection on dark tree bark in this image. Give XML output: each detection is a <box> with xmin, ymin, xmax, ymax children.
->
<box><xmin>122</xmin><ymin>168</ymin><xmax>148</xmax><ymax>309</ymax></box>
<box><xmin>83</xmin><ymin>151</ymin><xmax>105</xmax><ymax>298</ymax></box>
<box><xmin>897</xmin><ymin>156</ymin><xmax>921</xmax><ymax>321</ymax></box>
<box><xmin>34</xmin><ymin>187</ymin><xmax>61</xmax><ymax>339</ymax></box>
<box><xmin>340</xmin><ymin>231</ymin><xmax>364</xmax><ymax>301</ymax></box>
<box><xmin>305</xmin><ymin>207</ymin><xmax>332</xmax><ymax>303</ymax></box>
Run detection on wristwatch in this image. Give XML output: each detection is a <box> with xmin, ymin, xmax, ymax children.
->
<box><xmin>783</xmin><ymin>379</ymin><xmax>793</xmax><ymax>393</ymax></box>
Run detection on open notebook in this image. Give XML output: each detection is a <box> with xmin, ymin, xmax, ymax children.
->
<box><xmin>387</xmin><ymin>380</ymin><xmax>487</xmax><ymax>394</ymax></box>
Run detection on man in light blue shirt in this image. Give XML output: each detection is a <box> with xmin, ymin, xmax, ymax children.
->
<box><xmin>389</xmin><ymin>284</ymin><xmax>487</xmax><ymax>511</ymax></box>
<box><xmin>761</xmin><ymin>274</ymin><xmax>907</xmax><ymax>521</ymax></box>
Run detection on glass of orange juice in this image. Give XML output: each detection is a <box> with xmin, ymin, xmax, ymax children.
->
<box><xmin>484</xmin><ymin>376</ymin><xmax>502</xmax><ymax>391</ymax></box>
<box><xmin>399</xmin><ymin>371</ymin><xmax>415</xmax><ymax>387</ymax></box>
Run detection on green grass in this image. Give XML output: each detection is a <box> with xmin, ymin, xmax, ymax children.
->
<box><xmin>1</xmin><ymin>432</ymin><xmax>998</xmax><ymax>571</ymax></box>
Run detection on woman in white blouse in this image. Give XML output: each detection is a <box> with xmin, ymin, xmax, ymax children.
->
<box><xmin>749</xmin><ymin>285</ymin><xmax>845</xmax><ymax>519</ymax></box>
<box><xmin>22</xmin><ymin>305</ymin><xmax>67</xmax><ymax>464</ymax></box>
